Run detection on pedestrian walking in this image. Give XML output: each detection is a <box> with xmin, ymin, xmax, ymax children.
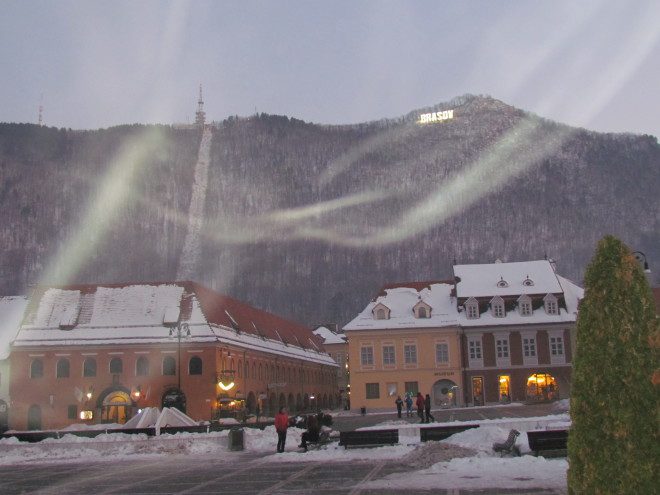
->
<box><xmin>274</xmin><ymin>407</ymin><xmax>288</xmax><ymax>453</ymax></box>
<box><xmin>395</xmin><ymin>396</ymin><xmax>403</xmax><ymax>418</ymax></box>
<box><xmin>405</xmin><ymin>394</ymin><xmax>413</xmax><ymax>417</ymax></box>
<box><xmin>416</xmin><ymin>392</ymin><xmax>425</xmax><ymax>423</ymax></box>
<box><xmin>424</xmin><ymin>394</ymin><xmax>435</xmax><ymax>423</ymax></box>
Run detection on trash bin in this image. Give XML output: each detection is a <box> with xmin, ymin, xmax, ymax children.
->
<box><xmin>228</xmin><ymin>427</ymin><xmax>244</xmax><ymax>451</ymax></box>
<box><xmin>360</xmin><ymin>407</ymin><xmax>366</xmax><ymax>416</ymax></box>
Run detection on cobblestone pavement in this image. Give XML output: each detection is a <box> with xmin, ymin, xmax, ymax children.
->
<box><xmin>0</xmin><ymin>403</ymin><xmax>567</xmax><ymax>494</ymax></box>
<box><xmin>0</xmin><ymin>454</ymin><xmax>567</xmax><ymax>495</ymax></box>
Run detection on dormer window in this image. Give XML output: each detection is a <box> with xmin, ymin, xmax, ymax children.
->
<box><xmin>413</xmin><ymin>301</ymin><xmax>432</xmax><ymax>319</ymax></box>
<box><xmin>496</xmin><ymin>277</ymin><xmax>509</xmax><ymax>288</ymax></box>
<box><xmin>465</xmin><ymin>298</ymin><xmax>479</xmax><ymax>319</ymax></box>
<box><xmin>518</xmin><ymin>295</ymin><xmax>532</xmax><ymax>316</ymax></box>
<box><xmin>544</xmin><ymin>294</ymin><xmax>559</xmax><ymax>315</ymax></box>
<box><xmin>491</xmin><ymin>296</ymin><xmax>505</xmax><ymax>318</ymax></box>
<box><xmin>522</xmin><ymin>276</ymin><xmax>534</xmax><ymax>287</ymax></box>
<box><xmin>372</xmin><ymin>303</ymin><xmax>390</xmax><ymax>320</ymax></box>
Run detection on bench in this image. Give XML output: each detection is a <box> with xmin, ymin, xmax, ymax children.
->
<box><xmin>339</xmin><ymin>429</ymin><xmax>399</xmax><ymax>449</ymax></box>
<box><xmin>420</xmin><ymin>424</ymin><xmax>480</xmax><ymax>442</ymax></box>
<box><xmin>526</xmin><ymin>429</ymin><xmax>568</xmax><ymax>458</ymax></box>
<box><xmin>493</xmin><ymin>429</ymin><xmax>521</xmax><ymax>456</ymax></box>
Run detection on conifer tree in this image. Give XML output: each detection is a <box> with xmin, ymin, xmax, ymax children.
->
<box><xmin>568</xmin><ymin>236</ymin><xmax>658</xmax><ymax>494</ymax></box>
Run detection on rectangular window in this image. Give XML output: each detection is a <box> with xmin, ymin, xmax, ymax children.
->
<box><xmin>550</xmin><ymin>336</ymin><xmax>564</xmax><ymax>356</ymax></box>
<box><xmin>404</xmin><ymin>345</ymin><xmax>417</xmax><ymax>364</ymax></box>
<box><xmin>365</xmin><ymin>382</ymin><xmax>380</xmax><ymax>399</ymax></box>
<box><xmin>546</xmin><ymin>300</ymin><xmax>558</xmax><ymax>315</ymax></box>
<box><xmin>523</xmin><ymin>337</ymin><xmax>537</xmax><ymax>357</ymax></box>
<box><xmin>520</xmin><ymin>301</ymin><xmax>532</xmax><ymax>316</ymax></box>
<box><xmin>466</xmin><ymin>304</ymin><xmax>478</xmax><ymax>319</ymax></box>
<box><xmin>435</xmin><ymin>343</ymin><xmax>449</xmax><ymax>364</ymax></box>
<box><xmin>382</xmin><ymin>345</ymin><xmax>395</xmax><ymax>366</ymax></box>
<box><xmin>404</xmin><ymin>381</ymin><xmax>419</xmax><ymax>396</ymax></box>
<box><xmin>468</xmin><ymin>339</ymin><xmax>482</xmax><ymax>360</ymax></box>
<box><xmin>386</xmin><ymin>382</ymin><xmax>397</xmax><ymax>396</ymax></box>
<box><xmin>494</xmin><ymin>304</ymin><xmax>505</xmax><ymax>317</ymax></box>
<box><xmin>360</xmin><ymin>346</ymin><xmax>374</xmax><ymax>366</ymax></box>
<box><xmin>67</xmin><ymin>405</ymin><xmax>77</xmax><ymax>420</ymax></box>
<box><xmin>496</xmin><ymin>338</ymin><xmax>509</xmax><ymax>358</ymax></box>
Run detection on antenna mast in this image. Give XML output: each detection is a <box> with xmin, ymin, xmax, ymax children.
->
<box><xmin>194</xmin><ymin>84</ymin><xmax>206</xmax><ymax>127</ymax></box>
<box><xmin>38</xmin><ymin>94</ymin><xmax>43</xmax><ymax>126</ymax></box>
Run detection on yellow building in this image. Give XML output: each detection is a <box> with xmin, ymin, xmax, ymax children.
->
<box><xmin>343</xmin><ymin>281</ymin><xmax>462</xmax><ymax>412</ymax></box>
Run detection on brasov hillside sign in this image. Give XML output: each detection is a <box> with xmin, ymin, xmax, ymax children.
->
<box><xmin>419</xmin><ymin>109</ymin><xmax>454</xmax><ymax>124</ymax></box>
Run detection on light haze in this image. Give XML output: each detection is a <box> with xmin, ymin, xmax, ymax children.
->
<box><xmin>1</xmin><ymin>0</ymin><xmax>658</xmax><ymax>136</ymax></box>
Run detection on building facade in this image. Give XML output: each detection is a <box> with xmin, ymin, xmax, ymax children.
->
<box><xmin>454</xmin><ymin>260</ymin><xmax>583</xmax><ymax>405</ymax></box>
<box><xmin>343</xmin><ymin>282</ymin><xmax>463</xmax><ymax>411</ymax></box>
<box><xmin>9</xmin><ymin>282</ymin><xmax>337</xmax><ymax>431</ymax></box>
<box><xmin>313</xmin><ymin>325</ymin><xmax>349</xmax><ymax>409</ymax></box>
<box><xmin>0</xmin><ymin>296</ymin><xmax>28</xmax><ymax>432</ymax></box>
<box><xmin>343</xmin><ymin>260</ymin><xmax>583</xmax><ymax>412</ymax></box>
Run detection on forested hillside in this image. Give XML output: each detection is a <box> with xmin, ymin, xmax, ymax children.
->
<box><xmin>1</xmin><ymin>95</ymin><xmax>658</xmax><ymax>326</ymax></box>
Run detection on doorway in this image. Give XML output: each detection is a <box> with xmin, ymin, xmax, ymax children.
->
<box><xmin>471</xmin><ymin>376</ymin><xmax>485</xmax><ymax>406</ymax></box>
<box><xmin>101</xmin><ymin>391</ymin><xmax>132</xmax><ymax>424</ymax></box>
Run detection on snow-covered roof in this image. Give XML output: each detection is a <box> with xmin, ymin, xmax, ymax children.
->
<box><xmin>343</xmin><ymin>283</ymin><xmax>459</xmax><ymax>332</ymax></box>
<box><xmin>556</xmin><ymin>275</ymin><xmax>584</xmax><ymax>315</ymax></box>
<box><xmin>12</xmin><ymin>282</ymin><xmax>334</xmax><ymax>366</ymax></box>
<box><xmin>0</xmin><ymin>296</ymin><xmax>28</xmax><ymax>359</ymax></box>
<box><xmin>454</xmin><ymin>260</ymin><xmax>563</xmax><ymax>298</ymax></box>
<box><xmin>313</xmin><ymin>326</ymin><xmax>347</xmax><ymax>345</ymax></box>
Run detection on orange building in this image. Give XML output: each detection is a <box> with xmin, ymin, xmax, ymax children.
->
<box><xmin>9</xmin><ymin>281</ymin><xmax>337</xmax><ymax>431</ymax></box>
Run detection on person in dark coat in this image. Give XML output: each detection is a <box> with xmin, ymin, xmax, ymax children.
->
<box><xmin>424</xmin><ymin>394</ymin><xmax>435</xmax><ymax>423</ymax></box>
<box><xmin>416</xmin><ymin>392</ymin><xmax>425</xmax><ymax>423</ymax></box>
<box><xmin>405</xmin><ymin>394</ymin><xmax>413</xmax><ymax>417</ymax></box>
<box><xmin>395</xmin><ymin>396</ymin><xmax>403</xmax><ymax>418</ymax></box>
<box><xmin>274</xmin><ymin>407</ymin><xmax>289</xmax><ymax>453</ymax></box>
<box><xmin>299</xmin><ymin>414</ymin><xmax>320</xmax><ymax>452</ymax></box>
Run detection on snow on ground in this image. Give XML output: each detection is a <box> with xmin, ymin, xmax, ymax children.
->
<box><xmin>0</xmin><ymin>414</ymin><xmax>569</xmax><ymax>491</ymax></box>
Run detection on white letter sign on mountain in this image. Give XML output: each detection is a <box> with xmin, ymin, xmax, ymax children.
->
<box><xmin>419</xmin><ymin>109</ymin><xmax>454</xmax><ymax>124</ymax></box>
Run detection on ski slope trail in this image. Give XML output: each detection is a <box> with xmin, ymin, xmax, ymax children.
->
<box><xmin>177</xmin><ymin>126</ymin><xmax>213</xmax><ymax>280</ymax></box>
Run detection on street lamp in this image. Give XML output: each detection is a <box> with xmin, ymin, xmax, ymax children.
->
<box><xmin>168</xmin><ymin>321</ymin><xmax>191</xmax><ymax>412</ymax></box>
<box><xmin>632</xmin><ymin>251</ymin><xmax>651</xmax><ymax>273</ymax></box>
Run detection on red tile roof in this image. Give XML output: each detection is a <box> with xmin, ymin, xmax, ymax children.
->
<box><xmin>24</xmin><ymin>281</ymin><xmax>324</xmax><ymax>352</ymax></box>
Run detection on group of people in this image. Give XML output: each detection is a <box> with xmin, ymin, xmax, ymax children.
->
<box><xmin>395</xmin><ymin>392</ymin><xmax>435</xmax><ymax>423</ymax></box>
<box><xmin>274</xmin><ymin>407</ymin><xmax>321</xmax><ymax>453</ymax></box>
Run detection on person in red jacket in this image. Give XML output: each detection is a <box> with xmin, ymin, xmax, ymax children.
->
<box><xmin>416</xmin><ymin>392</ymin><xmax>425</xmax><ymax>423</ymax></box>
<box><xmin>274</xmin><ymin>407</ymin><xmax>289</xmax><ymax>453</ymax></box>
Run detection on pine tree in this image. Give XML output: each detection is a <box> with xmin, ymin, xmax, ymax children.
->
<box><xmin>568</xmin><ymin>236</ymin><xmax>658</xmax><ymax>494</ymax></box>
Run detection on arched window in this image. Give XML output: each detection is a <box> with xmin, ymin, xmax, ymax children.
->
<box><xmin>244</xmin><ymin>360</ymin><xmax>249</xmax><ymax>379</ymax></box>
<box><xmin>136</xmin><ymin>356</ymin><xmax>149</xmax><ymax>376</ymax></box>
<box><xmin>237</xmin><ymin>360</ymin><xmax>242</xmax><ymax>378</ymax></box>
<box><xmin>189</xmin><ymin>356</ymin><xmax>203</xmax><ymax>375</ymax></box>
<box><xmin>30</xmin><ymin>359</ymin><xmax>44</xmax><ymax>379</ymax></box>
<box><xmin>258</xmin><ymin>363</ymin><xmax>262</xmax><ymax>380</ymax></box>
<box><xmin>163</xmin><ymin>356</ymin><xmax>176</xmax><ymax>376</ymax></box>
<box><xmin>110</xmin><ymin>357</ymin><xmax>123</xmax><ymax>374</ymax></box>
<box><xmin>83</xmin><ymin>358</ymin><xmax>97</xmax><ymax>377</ymax></box>
<box><xmin>252</xmin><ymin>362</ymin><xmax>256</xmax><ymax>380</ymax></box>
<box><xmin>56</xmin><ymin>358</ymin><xmax>70</xmax><ymax>378</ymax></box>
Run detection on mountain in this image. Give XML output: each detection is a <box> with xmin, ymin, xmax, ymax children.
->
<box><xmin>1</xmin><ymin>95</ymin><xmax>658</xmax><ymax>326</ymax></box>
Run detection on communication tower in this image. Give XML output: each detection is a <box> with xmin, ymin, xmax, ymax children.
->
<box><xmin>38</xmin><ymin>94</ymin><xmax>43</xmax><ymax>126</ymax></box>
<box><xmin>194</xmin><ymin>84</ymin><xmax>206</xmax><ymax>127</ymax></box>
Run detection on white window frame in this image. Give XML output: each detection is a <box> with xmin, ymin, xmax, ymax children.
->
<box><xmin>518</xmin><ymin>295</ymin><xmax>532</xmax><ymax>316</ymax></box>
<box><xmin>544</xmin><ymin>294</ymin><xmax>559</xmax><ymax>315</ymax></box>
<box><xmin>495</xmin><ymin>333</ymin><xmax>510</xmax><ymax>367</ymax></box>
<box><xmin>491</xmin><ymin>296</ymin><xmax>505</xmax><ymax>318</ymax></box>
<box><xmin>521</xmin><ymin>331</ymin><xmax>538</xmax><ymax>365</ymax></box>
<box><xmin>360</xmin><ymin>346</ymin><xmax>374</xmax><ymax>367</ymax></box>
<box><xmin>548</xmin><ymin>331</ymin><xmax>566</xmax><ymax>364</ymax></box>
<box><xmin>435</xmin><ymin>342</ymin><xmax>449</xmax><ymax>366</ymax></box>
<box><xmin>382</xmin><ymin>344</ymin><xmax>396</xmax><ymax>367</ymax></box>
<box><xmin>467</xmin><ymin>336</ymin><xmax>483</xmax><ymax>368</ymax></box>
<box><xmin>465</xmin><ymin>298</ymin><xmax>479</xmax><ymax>319</ymax></box>
<box><xmin>403</xmin><ymin>344</ymin><xmax>418</xmax><ymax>368</ymax></box>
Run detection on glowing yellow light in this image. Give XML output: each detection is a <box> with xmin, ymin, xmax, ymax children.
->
<box><xmin>86</xmin><ymin>392</ymin><xmax>93</xmax><ymax>400</ymax></box>
<box><xmin>218</xmin><ymin>381</ymin><xmax>235</xmax><ymax>391</ymax></box>
<box><xmin>79</xmin><ymin>410</ymin><xmax>93</xmax><ymax>420</ymax></box>
<box><xmin>499</xmin><ymin>377</ymin><xmax>508</xmax><ymax>383</ymax></box>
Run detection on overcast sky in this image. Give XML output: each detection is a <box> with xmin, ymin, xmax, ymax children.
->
<box><xmin>1</xmin><ymin>0</ymin><xmax>659</xmax><ymax>136</ymax></box>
